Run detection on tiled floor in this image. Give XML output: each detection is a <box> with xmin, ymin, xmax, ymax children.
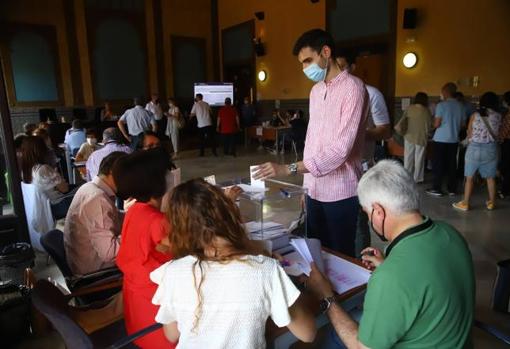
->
<box><xmin>17</xmin><ymin>145</ymin><xmax>510</xmax><ymax>348</ymax></box>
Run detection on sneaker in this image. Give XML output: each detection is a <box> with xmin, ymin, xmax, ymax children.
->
<box><xmin>452</xmin><ymin>201</ymin><xmax>469</xmax><ymax>211</ymax></box>
<box><xmin>448</xmin><ymin>191</ymin><xmax>457</xmax><ymax>197</ymax></box>
<box><xmin>486</xmin><ymin>201</ymin><xmax>495</xmax><ymax>210</ymax></box>
<box><xmin>426</xmin><ymin>188</ymin><xmax>444</xmax><ymax>197</ymax></box>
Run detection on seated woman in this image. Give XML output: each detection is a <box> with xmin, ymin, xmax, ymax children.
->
<box><xmin>151</xmin><ymin>179</ymin><xmax>316</xmax><ymax>348</ymax></box>
<box><xmin>114</xmin><ymin>148</ymin><xmax>177</xmax><ymax>349</ymax></box>
<box><xmin>20</xmin><ymin>136</ymin><xmax>78</xmax><ymax>220</ymax></box>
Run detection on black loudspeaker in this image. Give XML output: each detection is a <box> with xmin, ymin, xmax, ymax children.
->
<box><xmin>255</xmin><ymin>11</ymin><xmax>264</xmax><ymax>20</ymax></box>
<box><xmin>403</xmin><ymin>8</ymin><xmax>417</xmax><ymax>29</ymax></box>
<box><xmin>254</xmin><ymin>42</ymin><xmax>265</xmax><ymax>57</ymax></box>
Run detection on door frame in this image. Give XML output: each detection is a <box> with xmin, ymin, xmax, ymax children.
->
<box><xmin>221</xmin><ymin>20</ymin><xmax>256</xmax><ymax>103</ymax></box>
<box><xmin>0</xmin><ymin>62</ymin><xmax>29</xmax><ymax>246</ymax></box>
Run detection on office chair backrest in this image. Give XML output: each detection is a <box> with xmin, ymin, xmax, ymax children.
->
<box><xmin>40</xmin><ymin>229</ymin><xmax>73</xmax><ymax>279</ymax></box>
<box><xmin>31</xmin><ymin>280</ymin><xmax>94</xmax><ymax>349</ymax></box>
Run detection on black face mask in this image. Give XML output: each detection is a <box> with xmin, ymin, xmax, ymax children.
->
<box><xmin>370</xmin><ymin>208</ymin><xmax>388</xmax><ymax>242</ymax></box>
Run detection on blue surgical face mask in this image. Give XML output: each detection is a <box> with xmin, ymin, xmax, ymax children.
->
<box><xmin>303</xmin><ymin>63</ymin><xmax>327</xmax><ymax>82</ymax></box>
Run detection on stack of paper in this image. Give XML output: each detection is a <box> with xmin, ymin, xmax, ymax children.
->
<box><xmin>245</xmin><ymin>221</ymin><xmax>289</xmax><ymax>251</ymax></box>
<box><xmin>289</xmin><ymin>238</ymin><xmax>325</xmax><ymax>275</ymax></box>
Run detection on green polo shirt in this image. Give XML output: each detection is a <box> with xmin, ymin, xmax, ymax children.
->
<box><xmin>358</xmin><ymin>217</ymin><xmax>475</xmax><ymax>349</ymax></box>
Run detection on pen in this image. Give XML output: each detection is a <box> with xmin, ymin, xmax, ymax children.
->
<box><xmin>279</xmin><ymin>188</ymin><xmax>291</xmax><ymax>198</ymax></box>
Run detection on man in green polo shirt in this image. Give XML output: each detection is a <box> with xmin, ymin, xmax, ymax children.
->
<box><xmin>308</xmin><ymin>160</ymin><xmax>475</xmax><ymax>348</ymax></box>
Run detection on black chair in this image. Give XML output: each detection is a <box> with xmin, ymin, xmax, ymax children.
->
<box><xmin>39</xmin><ymin>108</ymin><xmax>57</xmax><ymax>123</ymax></box>
<box><xmin>31</xmin><ymin>279</ymin><xmax>162</xmax><ymax>349</ymax></box>
<box><xmin>40</xmin><ymin>229</ymin><xmax>122</xmax><ymax>304</ymax></box>
<box><xmin>474</xmin><ymin>320</ymin><xmax>510</xmax><ymax>345</ymax></box>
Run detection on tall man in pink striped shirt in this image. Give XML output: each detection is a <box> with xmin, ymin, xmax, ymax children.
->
<box><xmin>254</xmin><ymin>29</ymin><xmax>368</xmax><ymax>257</ymax></box>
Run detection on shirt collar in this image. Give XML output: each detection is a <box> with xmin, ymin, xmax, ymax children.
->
<box><xmin>385</xmin><ymin>216</ymin><xmax>433</xmax><ymax>257</ymax></box>
<box><xmin>324</xmin><ymin>69</ymin><xmax>349</xmax><ymax>87</ymax></box>
<box><xmin>92</xmin><ymin>176</ymin><xmax>116</xmax><ymax>199</ymax></box>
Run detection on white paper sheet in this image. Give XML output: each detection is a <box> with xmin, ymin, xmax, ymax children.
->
<box><xmin>203</xmin><ymin>175</ymin><xmax>216</xmax><ymax>185</ymax></box>
<box><xmin>289</xmin><ymin>238</ymin><xmax>324</xmax><ymax>275</ymax></box>
<box><xmin>236</xmin><ymin>183</ymin><xmax>268</xmax><ymax>193</ymax></box>
<box><xmin>281</xmin><ymin>251</ymin><xmax>310</xmax><ymax>276</ymax></box>
<box><xmin>322</xmin><ymin>252</ymin><xmax>371</xmax><ymax>294</ymax></box>
<box><xmin>250</xmin><ymin>166</ymin><xmax>265</xmax><ymax>189</ymax></box>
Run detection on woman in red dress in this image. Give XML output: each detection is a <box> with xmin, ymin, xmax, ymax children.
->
<box><xmin>113</xmin><ymin>148</ymin><xmax>177</xmax><ymax>348</ymax></box>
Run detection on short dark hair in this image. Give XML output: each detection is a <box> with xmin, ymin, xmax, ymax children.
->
<box><xmin>442</xmin><ymin>82</ymin><xmax>457</xmax><ymax>97</ymax></box>
<box><xmin>336</xmin><ymin>47</ymin><xmax>357</xmax><ymax>66</ymax></box>
<box><xmin>72</xmin><ymin>119</ymin><xmax>82</xmax><ymax>129</ymax></box>
<box><xmin>133</xmin><ymin>97</ymin><xmax>143</xmax><ymax>106</ymax></box>
<box><xmin>23</xmin><ymin>123</ymin><xmax>37</xmax><ymax>135</ymax></box>
<box><xmin>292</xmin><ymin>29</ymin><xmax>336</xmax><ymax>57</ymax></box>
<box><xmin>196</xmin><ymin>94</ymin><xmax>203</xmax><ymax>100</ymax></box>
<box><xmin>113</xmin><ymin>147</ymin><xmax>175</xmax><ymax>202</ymax></box>
<box><xmin>98</xmin><ymin>151</ymin><xmax>127</xmax><ymax>176</ymax></box>
<box><xmin>225</xmin><ymin>97</ymin><xmax>232</xmax><ymax>105</ymax></box>
<box><xmin>503</xmin><ymin>91</ymin><xmax>510</xmax><ymax>105</ymax></box>
<box><xmin>86</xmin><ymin>128</ymin><xmax>96</xmax><ymax>137</ymax></box>
<box><xmin>413</xmin><ymin>92</ymin><xmax>429</xmax><ymax>107</ymax></box>
<box><xmin>14</xmin><ymin>133</ymin><xmax>27</xmax><ymax>150</ymax></box>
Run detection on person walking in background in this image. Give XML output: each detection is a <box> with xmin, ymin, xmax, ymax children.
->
<box><xmin>118</xmin><ymin>97</ymin><xmax>157</xmax><ymax>151</ymax></box>
<box><xmin>146</xmin><ymin>93</ymin><xmax>165</xmax><ymax>139</ymax></box>
<box><xmin>190</xmin><ymin>94</ymin><xmax>217</xmax><ymax>157</ymax></box>
<box><xmin>426</xmin><ymin>82</ymin><xmax>465</xmax><ymax>197</ymax></box>
<box><xmin>499</xmin><ymin>91</ymin><xmax>510</xmax><ymax>198</ymax></box>
<box><xmin>396</xmin><ymin>92</ymin><xmax>432</xmax><ymax>183</ymax></box>
<box><xmin>453</xmin><ymin>92</ymin><xmax>502</xmax><ymax>211</ymax></box>
<box><xmin>165</xmin><ymin>98</ymin><xmax>181</xmax><ymax>159</ymax></box>
<box><xmin>217</xmin><ymin>97</ymin><xmax>240</xmax><ymax>157</ymax></box>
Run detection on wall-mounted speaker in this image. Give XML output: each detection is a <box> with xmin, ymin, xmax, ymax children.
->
<box><xmin>255</xmin><ymin>11</ymin><xmax>265</xmax><ymax>20</ymax></box>
<box><xmin>403</xmin><ymin>8</ymin><xmax>417</xmax><ymax>29</ymax></box>
<box><xmin>254</xmin><ymin>42</ymin><xmax>266</xmax><ymax>57</ymax></box>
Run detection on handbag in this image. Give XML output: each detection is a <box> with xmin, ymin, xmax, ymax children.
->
<box><xmin>394</xmin><ymin>115</ymin><xmax>408</xmax><ymax>136</ymax></box>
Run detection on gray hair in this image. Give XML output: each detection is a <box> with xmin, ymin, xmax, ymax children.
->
<box><xmin>357</xmin><ymin>160</ymin><xmax>420</xmax><ymax>215</ymax></box>
<box><xmin>102</xmin><ymin>127</ymin><xmax>120</xmax><ymax>143</ymax></box>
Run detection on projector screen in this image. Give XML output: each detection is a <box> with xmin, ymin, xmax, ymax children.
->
<box><xmin>194</xmin><ymin>82</ymin><xmax>234</xmax><ymax>106</ymax></box>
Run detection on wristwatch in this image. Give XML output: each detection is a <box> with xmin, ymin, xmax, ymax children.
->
<box><xmin>287</xmin><ymin>162</ymin><xmax>298</xmax><ymax>176</ymax></box>
<box><xmin>319</xmin><ymin>295</ymin><xmax>336</xmax><ymax>313</ymax></box>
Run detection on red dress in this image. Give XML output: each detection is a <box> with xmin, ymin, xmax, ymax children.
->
<box><xmin>116</xmin><ymin>202</ymin><xmax>175</xmax><ymax>348</ymax></box>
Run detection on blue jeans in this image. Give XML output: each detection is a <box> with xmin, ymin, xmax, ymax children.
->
<box><xmin>306</xmin><ymin>196</ymin><xmax>359</xmax><ymax>257</ymax></box>
<box><xmin>465</xmin><ymin>142</ymin><xmax>498</xmax><ymax>178</ymax></box>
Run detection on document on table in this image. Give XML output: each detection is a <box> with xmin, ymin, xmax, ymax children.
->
<box><xmin>236</xmin><ymin>183</ymin><xmax>268</xmax><ymax>193</ymax></box>
<box><xmin>281</xmin><ymin>247</ymin><xmax>371</xmax><ymax>294</ymax></box>
<box><xmin>322</xmin><ymin>252</ymin><xmax>371</xmax><ymax>294</ymax></box>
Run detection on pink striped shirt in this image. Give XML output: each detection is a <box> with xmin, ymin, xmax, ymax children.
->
<box><xmin>303</xmin><ymin>70</ymin><xmax>368</xmax><ymax>202</ymax></box>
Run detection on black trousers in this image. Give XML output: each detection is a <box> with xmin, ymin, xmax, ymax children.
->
<box><xmin>198</xmin><ymin>126</ymin><xmax>217</xmax><ymax>156</ymax></box>
<box><xmin>222</xmin><ymin>133</ymin><xmax>237</xmax><ymax>155</ymax></box>
<box><xmin>432</xmin><ymin>141</ymin><xmax>459</xmax><ymax>193</ymax></box>
<box><xmin>501</xmin><ymin>139</ymin><xmax>510</xmax><ymax>195</ymax></box>
<box><xmin>306</xmin><ymin>195</ymin><xmax>359</xmax><ymax>258</ymax></box>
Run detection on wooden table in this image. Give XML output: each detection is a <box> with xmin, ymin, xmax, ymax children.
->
<box><xmin>265</xmin><ymin>249</ymin><xmax>368</xmax><ymax>349</ymax></box>
<box><xmin>247</xmin><ymin>125</ymin><xmax>292</xmax><ymax>154</ymax></box>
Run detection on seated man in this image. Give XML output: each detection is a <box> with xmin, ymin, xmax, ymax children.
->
<box><xmin>308</xmin><ymin>160</ymin><xmax>475</xmax><ymax>349</ymax></box>
<box><xmin>64</xmin><ymin>152</ymin><xmax>127</xmax><ymax>275</ymax></box>
<box><xmin>86</xmin><ymin>128</ymin><xmax>131</xmax><ymax>181</ymax></box>
<box><xmin>64</xmin><ymin>119</ymin><xmax>86</xmax><ymax>156</ymax></box>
